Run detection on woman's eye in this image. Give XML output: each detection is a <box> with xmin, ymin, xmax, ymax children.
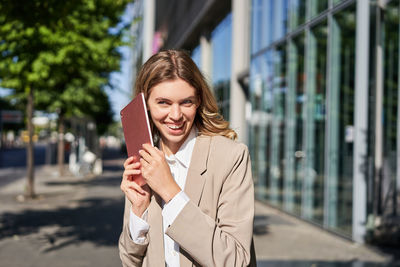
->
<box><xmin>182</xmin><ymin>100</ymin><xmax>193</xmax><ymax>105</ymax></box>
<box><xmin>157</xmin><ymin>101</ymin><xmax>168</xmax><ymax>105</ymax></box>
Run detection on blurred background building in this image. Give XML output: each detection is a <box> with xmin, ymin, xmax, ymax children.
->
<box><xmin>130</xmin><ymin>0</ymin><xmax>400</xmax><ymax>245</ymax></box>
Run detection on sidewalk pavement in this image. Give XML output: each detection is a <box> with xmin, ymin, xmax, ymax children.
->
<box><xmin>0</xmin><ymin>155</ymin><xmax>398</xmax><ymax>267</ymax></box>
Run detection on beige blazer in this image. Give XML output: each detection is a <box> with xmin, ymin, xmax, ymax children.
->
<box><xmin>119</xmin><ymin>135</ymin><xmax>256</xmax><ymax>267</ymax></box>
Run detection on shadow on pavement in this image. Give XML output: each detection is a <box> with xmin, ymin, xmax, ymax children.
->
<box><xmin>253</xmin><ymin>213</ymin><xmax>294</xmax><ymax>236</ymax></box>
<box><xmin>0</xmin><ymin>197</ymin><xmax>124</xmax><ymax>251</ymax></box>
<box><xmin>256</xmin><ymin>260</ymin><xmax>394</xmax><ymax>267</ymax></box>
<box><xmin>44</xmin><ymin>174</ymin><xmax>122</xmax><ymax>187</ymax></box>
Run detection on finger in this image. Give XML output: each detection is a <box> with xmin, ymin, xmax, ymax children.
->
<box><xmin>125</xmin><ymin>161</ymin><xmax>141</xmax><ymax>170</ymax></box>
<box><xmin>126</xmin><ymin>180</ymin><xmax>146</xmax><ymax>194</ymax></box>
<box><xmin>142</xmin><ymin>143</ymin><xmax>160</xmax><ymax>157</ymax></box>
<box><xmin>139</xmin><ymin>149</ymin><xmax>153</xmax><ymax>163</ymax></box>
<box><xmin>142</xmin><ymin>144</ymin><xmax>164</xmax><ymax>162</ymax></box>
<box><xmin>123</xmin><ymin>169</ymin><xmax>141</xmax><ymax>178</ymax></box>
<box><xmin>139</xmin><ymin>158</ymin><xmax>149</xmax><ymax>169</ymax></box>
<box><xmin>123</xmin><ymin>156</ymin><xmax>134</xmax><ymax>168</ymax></box>
<box><xmin>121</xmin><ymin>178</ymin><xmax>146</xmax><ymax>194</ymax></box>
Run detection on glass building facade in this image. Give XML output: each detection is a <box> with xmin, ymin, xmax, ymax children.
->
<box><xmin>191</xmin><ymin>13</ymin><xmax>232</xmax><ymax>121</ymax></box>
<box><xmin>212</xmin><ymin>13</ymin><xmax>232</xmax><ymax>120</ymax></box>
<box><xmin>250</xmin><ymin>0</ymin><xmax>400</xmax><ymax>239</ymax></box>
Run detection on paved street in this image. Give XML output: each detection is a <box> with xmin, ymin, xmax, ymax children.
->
<box><xmin>0</xmin><ymin>153</ymin><xmax>124</xmax><ymax>267</ymax></box>
<box><xmin>0</xmin><ymin>148</ymin><xmax>398</xmax><ymax>267</ymax></box>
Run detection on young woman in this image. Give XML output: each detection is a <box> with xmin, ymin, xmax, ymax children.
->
<box><xmin>119</xmin><ymin>49</ymin><xmax>255</xmax><ymax>267</ymax></box>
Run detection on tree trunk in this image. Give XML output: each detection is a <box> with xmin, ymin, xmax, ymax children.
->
<box><xmin>57</xmin><ymin>114</ymin><xmax>65</xmax><ymax>176</ymax></box>
<box><xmin>26</xmin><ymin>86</ymin><xmax>35</xmax><ymax>198</ymax></box>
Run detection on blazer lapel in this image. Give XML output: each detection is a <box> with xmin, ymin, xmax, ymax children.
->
<box><xmin>178</xmin><ymin>135</ymin><xmax>210</xmax><ymax>267</ymax></box>
<box><xmin>147</xmin><ymin>193</ymin><xmax>165</xmax><ymax>266</ymax></box>
<box><xmin>147</xmin><ymin>136</ymin><xmax>211</xmax><ymax>267</ymax></box>
<box><xmin>183</xmin><ymin>135</ymin><xmax>210</xmax><ymax>205</ymax></box>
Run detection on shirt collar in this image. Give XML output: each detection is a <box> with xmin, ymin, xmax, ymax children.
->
<box><xmin>165</xmin><ymin>127</ymin><xmax>197</xmax><ymax>168</ymax></box>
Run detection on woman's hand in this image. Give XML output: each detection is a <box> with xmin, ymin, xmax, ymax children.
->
<box><xmin>120</xmin><ymin>156</ymin><xmax>151</xmax><ymax>217</ymax></box>
<box><xmin>139</xmin><ymin>143</ymin><xmax>181</xmax><ymax>203</ymax></box>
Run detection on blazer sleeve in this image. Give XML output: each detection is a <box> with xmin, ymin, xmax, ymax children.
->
<box><xmin>165</xmin><ymin>143</ymin><xmax>255</xmax><ymax>267</ymax></box>
<box><xmin>119</xmin><ymin>196</ymin><xmax>148</xmax><ymax>267</ymax></box>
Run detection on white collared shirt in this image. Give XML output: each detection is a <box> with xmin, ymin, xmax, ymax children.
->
<box><xmin>128</xmin><ymin>127</ymin><xmax>197</xmax><ymax>267</ymax></box>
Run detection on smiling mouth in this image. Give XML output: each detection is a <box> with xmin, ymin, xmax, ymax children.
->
<box><xmin>167</xmin><ymin>124</ymin><xmax>184</xmax><ymax>130</ymax></box>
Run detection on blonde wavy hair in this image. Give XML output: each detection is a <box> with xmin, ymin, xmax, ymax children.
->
<box><xmin>134</xmin><ymin>49</ymin><xmax>237</xmax><ymax>140</ymax></box>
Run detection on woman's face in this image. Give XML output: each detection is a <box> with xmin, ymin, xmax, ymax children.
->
<box><xmin>147</xmin><ymin>78</ymin><xmax>199</xmax><ymax>155</ymax></box>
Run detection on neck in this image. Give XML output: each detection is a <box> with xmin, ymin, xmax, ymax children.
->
<box><xmin>160</xmin><ymin>140</ymin><xmax>179</xmax><ymax>156</ymax></box>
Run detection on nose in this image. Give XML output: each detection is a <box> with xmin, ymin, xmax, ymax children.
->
<box><xmin>169</xmin><ymin>104</ymin><xmax>183</xmax><ymax>121</ymax></box>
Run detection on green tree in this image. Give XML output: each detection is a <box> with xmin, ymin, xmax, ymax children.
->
<box><xmin>0</xmin><ymin>0</ymin><xmax>131</xmax><ymax>197</ymax></box>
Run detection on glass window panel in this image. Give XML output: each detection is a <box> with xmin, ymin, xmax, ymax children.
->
<box><xmin>294</xmin><ymin>35</ymin><xmax>306</xmax><ymax>216</ymax></box>
<box><xmin>333</xmin><ymin>0</ymin><xmax>345</xmax><ymax>6</ymax></box>
<box><xmin>273</xmin><ymin>0</ymin><xmax>289</xmax><ymax>41</ymax></box>
<box><xmin>327</xmin><ymin>6</ymin><xmax>356</xmax><ymax>235</ymax></box>
<box><xmin>248</xmin><ymin>57</ymin><xmax>261</xmax><ymax>191</ymax></box>
<box><xmin>285</xmin><ymin>34</ymin><xmax>305</xmax><ymax>215</ymax></box>
<box><xmin>269</xmin><ymin>46</ymin><xmax>287</xmax><ymax>207</ymax></box>
<box><xmin>212</xmin><ymin>13</ymin><xmax>232</xmax><ymax>120</ymax></box>
<box><xmin>309</xmin><ymin>0</ymin><xmax>328</xmax><ymax>18</ymax></box>
<box><xmin>251</xmin><ymin>0</ymin><xmax>262</xmax><ymax>53</ymax></box>
<box><xmin>382</xmin><ymin>1</ymin><xmax>399</xmax><ymax>218</ymax></box>
<box><xmin>262</xmin><ymin>0</ymin><xmax>274</xmax><ymax>47</ymax></box>
<box><xmin>250</xmin><ymin>48</ymin><xmax>287</xmax><ymax>206</ymax></box>
<box><xmin>261</xmin><ymin>52</ymin><xmax>275</xmax><ymax>202</ymax></box>
<box><xmin>250</xmin><ymin>53</ymin><xmax>271</xmax><ymax>200</ymax></box>
<box><xmin>252</xmin><ymin>0</ymin><xmax>289</xmax><ymax>53</ymax></box>
<box><xmin>303</xmin><ymin>21</ymin><xmax>328</xmax><ymax>224</ymax></box>
<box><xmin>289</xmin><ymin>0</ymin><xmax>306</xmax><ymax>30</ymax></box>
<box><xmin>250</xmin><ymin>56</ymin><xmax>263</xmax><ymax>198</ymax></box>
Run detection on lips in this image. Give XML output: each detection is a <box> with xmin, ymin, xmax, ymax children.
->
<box><xmin>165</xmin><ymin>122</ymin><xmax>185</xmax><ymax>134</ymax></box>
<box><xmin>167</xmin><ymin>124</ymin><xmax>183</xmax><ymax>130</ymax></box>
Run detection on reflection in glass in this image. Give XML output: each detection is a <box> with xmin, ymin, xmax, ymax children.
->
<box><xmin>303</xmin><ymin>22</ymin><xmax>328</xmax><ymax>224</ymax></box>
<box><xmin>251</xmin><ymin>0</ymin><xmax>273</xmax><ymax>51</ymax></box>
<box><xmin>289</xmin><ymin>0</ymin><xmax>306</xmax><ymax>30</ymax></box>
<box><xmin>333</xmin><ymin>0</ymin><xmax>344</xmax><ymax>6</ymax></box>
<box><xmin>285</xmin><ymin>34</ymin><xmax>305</xmax><ymax>215</ymax></box>
<box><xmin>251</xmin><ymin>0</ymin><xmax>289</xmax><ymax>53</ymax></box>
<box><xmin>382</xmin><ymin>1</ymin><xmax>399</xmax><ymax>217</ymax></box>
<box><xmin>250</xmin><ymin>52</ymin><xmax>274</xmax><ymax>201</ymax></box>
<box><xmin>249</xmin><ymin>56</ymin><xmax>262</xmax><ymax>198</ymax></box>
<box><xmin>261</xmin><ymin>0</ymin><xmax>274</xmax><ymax>47</ymax></box>
<box><xmin>250</xmin><ymin>48</ymin><xmax>287</xmax><ymax>206</ymax></box>
<box><xmin>273</xmin><ymin>0</ymin><xmax>289</xmax><ymax>42</ymax></box>
<box><xmin>327</xmin><ymin>6</ymin><xmax>356</xmax><ymax>235</ymax></box>
<box><xmin>270</xmin><ymin>46</ymin><xmax>287</xmax><ymax>207</ymax></box>
<box><xmin>212</xmin><ymin>13</ymin><xmax>232</xmax><ymax>120</ymax></box>
<box><xmin>309</xmin><ymin>0</ymin><xmax>328</xmax><ymax>18</ymax></box>
<box><xmin>251</xmin><ymin>0</ymin><xmax>262</xmax><ymax>53</ymax></box>
<box><xmin>261</xmin><ymin>52</ymin><xmax>274</xmax><ymax>202</ymax></box>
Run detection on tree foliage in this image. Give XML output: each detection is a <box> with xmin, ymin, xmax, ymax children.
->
<box><xmin>0</xmin><ymin>0</ymin><xmax>132</xmax><ymax>196</ymax></box>
<box><xmin>0</xmin><ymin>0</ymin><xmax>131</xmax><ymax>133</ymax></box>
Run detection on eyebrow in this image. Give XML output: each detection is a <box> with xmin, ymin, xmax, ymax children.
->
<box><xmin>154</xmin><ymin>96</ymin><xmax>197</xmax><ymax>101</ymax></box>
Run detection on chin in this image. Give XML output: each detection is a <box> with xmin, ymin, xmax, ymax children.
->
<box><xmin>164</xmin><ymin>133</ymin><xmax>186</xmax><ymax>144</ymax></box>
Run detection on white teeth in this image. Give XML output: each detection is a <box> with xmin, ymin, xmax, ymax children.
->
<box><xmin>168</xmin><ymin>125</ymin><xmax>183</xmax><ymax>129</ymax></box>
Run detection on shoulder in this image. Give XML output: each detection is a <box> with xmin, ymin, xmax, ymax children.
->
<box><xmin>200</xmin><ymin>135</ymin><xmax>249</xmax><ymax>160</ymax></box>
<box><xmin>211</xmin><ymin>135</ymin><xmax>248</xmax><ymax>151</ymax></box>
